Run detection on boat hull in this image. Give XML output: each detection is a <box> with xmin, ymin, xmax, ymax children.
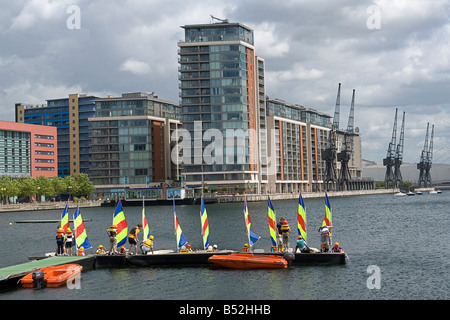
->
<box><xmin>20</xmin><ymin>264</ymin><xmax>82</xmax><ymax>288</ymax></box>
<box><xmin>208</xmin><ymin>253</ymin><xmax>288</xmax><ymax>269</ymax></box>
<box><xmin>45</xmin><ymin>264</ymin><xmax>83</xmax><ymax>288</ymax></box>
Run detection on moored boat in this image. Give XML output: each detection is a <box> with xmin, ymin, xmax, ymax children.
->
<box><xmin>45</xmin><ymin>264</ymin><xmax>83</xmax><ymax>287</ymax></box>
<box><xmin>20</xmin><ymin>264</ymin><xmax>82</xmax><ymax>288</ymax></box>
<box><xmin>208</xmin><ymin>253</ymin><xmax>289</xmax><ymax>269</ymax></box>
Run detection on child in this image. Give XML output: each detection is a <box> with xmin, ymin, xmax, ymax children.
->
<box><xmin>140</xmin><ymin>235</ymin><xmax>154</xmax><ymax>255</ymax></box>
<box><xmin>78</xmin><ymin>246</ymin><xmax>85</xmax><ymax>256</ymax></box>
<box><xmin>64</xmin><ymin>228</ymin><xmax>74</xmax><ymax>256</ymax></box>
<box><xmin>128</xmin><ymin>224</ymin><xmax>142</xmax><ymax>255</ymax></box>
<box><xmin>56</xmin><ymin>228</ymin><xmax>65</xmax><ymax>256</ymax></box>
<box><xmin>106</xmin><ymin>225</ymin><xmax>117</xmax><ymax>255</ymax></box>
<box><xmin>96</xmin><ymin>245</ymin><xmax>107</xmax><ymax>254</ymax></box>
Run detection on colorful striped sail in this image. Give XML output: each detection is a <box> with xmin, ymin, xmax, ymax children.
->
<box><xmin>73</xmin><ymin>204</ymin><xmax>92</xmax><ymax>250</ymax></box>
<box><xmin>297</xmin><ymin>193</ymin><xmax>307</xmax><ymax>242</ymax></box>
<box><xmin>113</xmin><ymin>200</ymin><xmax>128</xmax><ymax>247</ymax></box>
<box><xmin>200</xmin><ymin>197</ymin><xmax>209</xmax><ymax>250</ymax></box>
<box><xmin>173</xmin><ymin>199</ymin><xmax>187</xmax><ymax>250</ymax></box>
<box><xmin>267</xmin><ymin>197</ymin><xmax>277</xmax><ymax>247</ymax></box>
<box><xmin>142</xmin><ymin>197</ymin><xmax>150</xmax><ymax>240</ymax></box>
<box><xmin>322</xmin><ymin>192</ymin><xmax>332</xmax><ymax>228</ymax></box>
<box><xmin>60</xmin><ymin>201</ymin><xmax>70</xmax><ymax>233</ymax></box>
<box><xmin>244</xmin><ymin>196</ymin><xmax>260</xmax><ymax>247</ymax></box>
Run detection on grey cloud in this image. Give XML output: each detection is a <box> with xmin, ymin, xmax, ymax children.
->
<box><xmin>1</xmin><ymin>0</ymin><xmax>449</xmax><ymax>165</ymax></box>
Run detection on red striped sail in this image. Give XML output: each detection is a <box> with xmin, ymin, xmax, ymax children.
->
<box><xmin>113</xmin><ymin>200</ymin><xmax>128</xmax><ymax>247</ymax></box>
<box><xmin>73</xmin><ymin>204</ymin><xmax>92</xmax><ymax>250</ymax></box>
<box><xmin>142</xmin><ymin>197</ymin><xmax>149</xmax><ymax>240</ymax></box>
<box><xmin>268</xmin><ymin>197</ymin><xmax>277</xmax><ymax>247</ymax></box>
<box><xmin>200</xmin><ymin>197</ymin><xmax>209</xmax><ymax>250</ymax></box>
<box><xmin>322</xmin><ymin>192</ymin><xmax>332</xmax><ymax>227</ymax></box>
<box><xmin>297</xmin><ymin>193</ymin><xmax>307</xmax><ymax>241</ymax></box>
<box><xmin>60</xmin><ymin>201</ymin><xmax>70</xmax><ymax>233</ymax></box>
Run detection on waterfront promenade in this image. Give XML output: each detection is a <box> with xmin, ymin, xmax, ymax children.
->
<box><xmin>216</xmin><ymin>188</ymin><xmax>397</xmax><ymax>203</ymax></box>
<box><xmin>0</xmin><ymin>189</ymin><xmax>399</xmax><ymax>213</ymax></box>
<box><xmin>0</xmin><ymin>200</ymin><xmax>103</xmax><ymax>213</ymax></box>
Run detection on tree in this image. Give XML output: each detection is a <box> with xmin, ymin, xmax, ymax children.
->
<box><xmin>64</xmin><ymin>174</ymin><xmax>95</xmax><ymax>199</ymax></box>
<box><xmin>35</xmin><ymin>175</ymin><xmax>55</xmax><ymax>201</ymax></box>
<box><xmin>52</xmin><ymin>176</ymin><xmax>67</xmax><ymax>198</ymax></box>
<box><xmin>17</xmin><ymin>176</ymin><xmax>37</xmax><ymax>202</ymax></box>
<box><xmin>74</xmin><ymin>173</ymin><xmax>95</xmax><ymax>197</ymax></box>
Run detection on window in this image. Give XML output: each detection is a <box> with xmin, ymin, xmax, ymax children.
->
<box><xmin>34</xmin><ymin>134</ymin><xmax>54</xmax><ymax>140</ymax></box>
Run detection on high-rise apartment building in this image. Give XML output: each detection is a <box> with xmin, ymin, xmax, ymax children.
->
<box><xmin>265</xmin><ymin>98</ymin><xmax>332</xmax><ymax>193</ymax></box>
<box><xmin>15</xmin><ymin>94</ymin><xmax>97</xmax><ymax>177</ymax></box>
<box><xmin>88</xmin><ymin>92</ymin><xmax>181</xmax><ymax>199</ymax></box>
<box><xmin>178</xmin><ymin>21</ymin><xmax>263</xmax><ymax>190</ymax></box>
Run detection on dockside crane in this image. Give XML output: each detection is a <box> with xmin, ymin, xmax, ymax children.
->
<box><xmin>393</xmin><ymin>111</ymin><xmax>405</xmax><ymax>188</ymax></box>
<box><xmin>426</xmin><ymin>124</ymin><xmax>434</xmax><ymax>186</ymax></box>
<box><xmin>322</xmin><ymin>83</ymin><xmax>340</xmax><ymax>190</ymax></box>
<box><xmin>346</xmin><ymin>89</ymin><xmax>355</xmax><ymax>133</ymax></box>
<box><xmin>337</xmin><ymin>89</ymin><xmax>356</xmax><ymax>191</ymax></box>
<box><xmin>418</xmin><ymin>123</ymin><xmax>430</xmax><ymax>187</ymax></box>
<box><xmin>418</xmin><ymin>123</ymin><xmax>434</xmax><ymax>187</ymax></box>
<box><xmin>384</xmin><ymin>109</ymin><xmax>398</xmax><ymax>188</ymax></box>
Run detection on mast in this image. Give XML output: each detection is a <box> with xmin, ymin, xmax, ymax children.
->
<box><xmin>173</xmin><ymin>197</ymin><xmax>178</xmax><ymax>252</ymax></box>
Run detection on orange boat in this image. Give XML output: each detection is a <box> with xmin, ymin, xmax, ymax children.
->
<box><xmin>208</xmin><ymin>253</ymin><xmax>288</xmax><ymax>269</ymax></box>
<box><xmin>21</xmin><ymin>264</ymin><xmax>83</xmax><ymax>288</ymax></box>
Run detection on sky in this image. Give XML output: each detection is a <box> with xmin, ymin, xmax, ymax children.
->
<box><xmin>1</xmin><ymin>0</ymin><xmax>450</xmax><ymax>165</ymax></box>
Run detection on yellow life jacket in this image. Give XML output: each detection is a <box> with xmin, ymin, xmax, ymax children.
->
<box><xmin>143</xmin><ymin>238</ymin><xmax>153</xmax><ymax>248</ymax></box>
<box><xmin>129</xmin><ymin>227</ymin><xmax>140</xmax><ymax>239</ymax></box>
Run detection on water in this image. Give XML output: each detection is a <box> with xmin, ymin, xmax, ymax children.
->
<box><xmin>0</xmin><ymin>192</ymin><xmax>449</xmax><ymax>300</ymax></box>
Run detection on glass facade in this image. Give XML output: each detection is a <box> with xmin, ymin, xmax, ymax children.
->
<box><xmin>184</xmin><ymin>25</ymin><xmax>254</xmax><ymax>45</ymax></box>
<box><xmin>267</xmin><ymin>99</ymin><xmax>332</xmax><ymax>128</ymax></box>
<box><xmin>90</xmin><ymin>119</ymin><xmax>154</xmax><ymax>185</ymax></box>
<box><xmin>16</xmin><ymin>95</ymin><xmax>97</xmax><ymax>177</ymax></box>
<box><xmin>89</xmin><ymin>93</ymin><xmax>181</xmax><ymax>196</ymax></box>
<box><xmin>179</xmin><ymin>23</ymin><xmax>258</xmax><ymax>184</ymax></box>
<box><xmin>0</xmin><ymin>130</ymin><xmax>31</xmax><ymax>175</ymax></box>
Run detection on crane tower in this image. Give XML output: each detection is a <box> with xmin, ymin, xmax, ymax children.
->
<box><xmin>383</xmin><ymin>109</ymin><xmax>398</xmax><ymax>188</ymax></box>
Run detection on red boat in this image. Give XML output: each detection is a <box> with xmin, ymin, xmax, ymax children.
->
<box><xmin>208</xmin><ymin>253</ymin><xmax>289</xmax><ymax>269</ymax></box>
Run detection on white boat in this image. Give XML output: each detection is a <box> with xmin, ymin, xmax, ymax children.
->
<box><xmin>394</xmin><ymin>192</ymin><xmax>406</xmax><ymax>197</ymax></box>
